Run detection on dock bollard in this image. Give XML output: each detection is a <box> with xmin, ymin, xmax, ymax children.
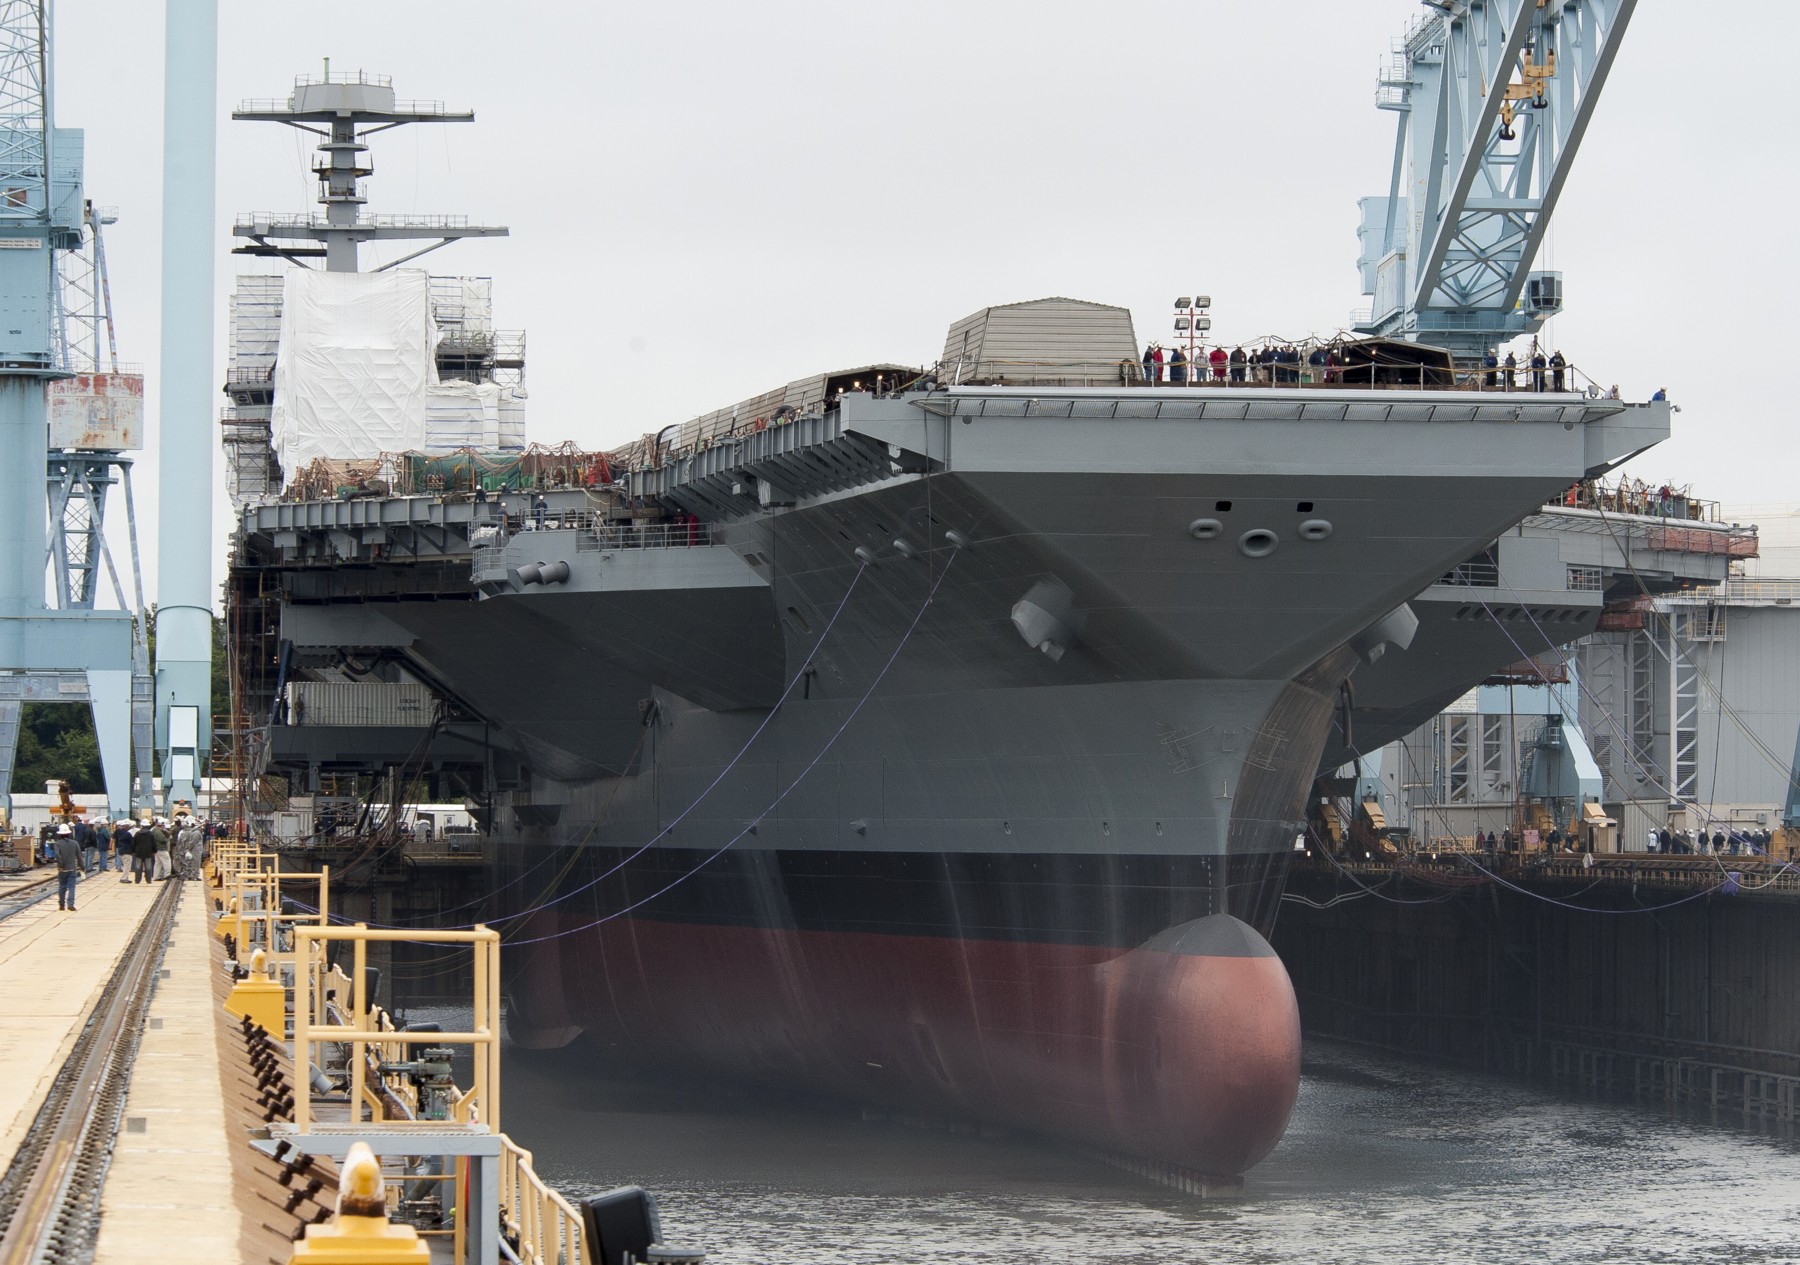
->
<box><xmin>289</xmin><ymin>1140</ymin><xmax>429</xmax><ymax>1263</ymax></box>
<box><xmin>224</xmin><ymin>948</ymin><xmax>287</xmax><ymax>1038</ymax></box>
<box><xmin>217</xmin><ymin>895</ymin><xmax>243</xmax><ymax>943</ymax></box>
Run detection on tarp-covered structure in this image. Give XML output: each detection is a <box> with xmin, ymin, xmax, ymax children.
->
<box><xmin>940</xmin><ymin>297</ymin><xmax>1141</xmax><ymax>386</ymax></box>
<box><xmin>609</xmin><ymin>364</ymin><xmax>920</xmax><ymax>471</ymax></box>
<box><xmin>269</xmin><ymin>269</ymin><xmax>526</xmax><ymax>471</ymax></box>
<box><xmin>270</xmin><ymin>270</ymin><xmax>436</xmax><ymax>470</ymax></box>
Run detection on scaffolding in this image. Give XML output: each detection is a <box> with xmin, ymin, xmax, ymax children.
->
<box><xmin>220</xmin><ymin>69</ymin><xmax>527</xmax><ymax>504</ymax></box>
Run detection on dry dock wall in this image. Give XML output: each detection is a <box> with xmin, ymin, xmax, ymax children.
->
<box><xmin>1273</xmin><ymin>870</ymin><xmax>1800</xmax><ymax>1109</ymax></box>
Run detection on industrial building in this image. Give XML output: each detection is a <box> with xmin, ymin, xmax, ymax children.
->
<box><xmin>1370</xmin><ymin>494</ymin><xmax>1800</xmax><ymax>849</ymax></box>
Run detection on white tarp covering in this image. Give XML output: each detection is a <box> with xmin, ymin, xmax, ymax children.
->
<box><xmin>430</xmin><ymin>276</ymin><xmax>493</xmax><ymax>333</ymax></box>
<box><xmin>270</xmin><ymin>269</ymin><xmax>436</xmax><ymax>469</ymax></box>
<box><xmin>424</xmin><ymin>380</ymin><xmax>502</xmax><ymax>452</ymax></box>
<box><xmin>498</xmin><ymin>387</ymin><xmax>526</xmax><ymax>451</ymax></box>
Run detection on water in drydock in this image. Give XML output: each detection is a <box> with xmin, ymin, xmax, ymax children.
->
<box><xmin>401</xmin><ymin>1005</ymin><xmax>1800</xmax><ymax>1264</ymax></box>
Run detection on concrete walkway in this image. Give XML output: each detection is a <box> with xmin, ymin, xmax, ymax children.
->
<box><xmin>93</xmin><ymin>883</ymin><xmax>245</xmax><ymax>1264</ymax></box>
<box><xmin>0</xmin><ymin>866</ymin><xmax>164</xmax><ymax>1166</ymax></box>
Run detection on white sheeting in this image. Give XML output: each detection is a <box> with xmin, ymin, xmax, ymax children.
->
<box><xmin>270</xmin><ymin>269</ymin><xmax>436</xmax><ymax>469</ymax></box>
<box><xmin>498</xmin><ymin>387</ymin><xmax>527</xmax><ymax>451</ymax></box>
<box><xmin>424</xmin><ymin>380</ymin><xmax>502</xmax><ymax>452</ymax></box>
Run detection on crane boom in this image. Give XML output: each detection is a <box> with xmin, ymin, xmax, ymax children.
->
<box><xmin>1356</xmin><ymin>0</ymin><xmax>1638</xmax><ymax>357</ymax></box>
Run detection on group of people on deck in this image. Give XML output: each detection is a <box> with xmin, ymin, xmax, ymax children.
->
<box><xmin>1140</xmin><ymin>343</ymin><xmax>1335</xmax><ymax>385</ymax></box>
<box><xmin>1139</xmin><ymin>337</ymin><xmax>1580</xmax><ymax>391</ymax></box>
<box><xmin>1480</xmin><ymin>341</ymin><xmax>1569</xmax><ymax>392</ymax></box>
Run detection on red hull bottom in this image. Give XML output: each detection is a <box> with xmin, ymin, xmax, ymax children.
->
<box><xmin>509</xmin><ymin>913</ymin><xmax>1300</xmax><ymax>1176</ymax></box>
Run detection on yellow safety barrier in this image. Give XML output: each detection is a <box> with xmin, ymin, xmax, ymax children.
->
<box><xmin>291</xmin><ymin>925</ymin><xmax>501</xmax><ymax>1135</ymax></box>
<box><xmin>498</xmin><ymin>1136</ymin><xmax>588</xmax><ymax>1265</ymax></box>
<box><xmin>216</xmin><ymin>895</ymin><xmax>243</xmax><ymax>943</ymax></box>
<box><xmin>225</xmin><ymin>947</ymin><xmax>288</xmax><ymax>1037</ymax></box>
<box><xmin>217</xmin><ymin>839</ymin><xmax>595</xmax><ymax>1265</ymax></box>
<box><xmin>289</xmin><ymin>1140</ymin><xmax>431</xmax><ymax>1264</ymax></box>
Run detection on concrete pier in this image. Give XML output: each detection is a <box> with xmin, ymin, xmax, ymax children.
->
<box><xmin>92</xmin><ymin>884</ymin><xmax>244</xmax><ymax>1264</ymax></box>
<box><xmin>0</xmin><ymin>870</ymin><xmax>165</xmax><ymax>1163</ymax></box>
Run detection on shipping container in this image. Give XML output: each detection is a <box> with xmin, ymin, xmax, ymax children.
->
<box><xmin>285</xmin><ymin>681</ymin><xmax>435</xmax><ymax>727</ymax></box>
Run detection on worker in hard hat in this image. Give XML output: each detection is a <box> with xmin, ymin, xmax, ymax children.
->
<box><xmin>53</xmin><ymin>824</ymin><xmax>81</xmax><ymax>911</ymax></box>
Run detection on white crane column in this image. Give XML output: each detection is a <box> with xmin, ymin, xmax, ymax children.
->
<box><xmin>153</xmin><ymin>0</ymin><xmax>217</xmax><ymax>809</ymax></box>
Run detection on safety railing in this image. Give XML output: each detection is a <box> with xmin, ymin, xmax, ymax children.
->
<box><xmin>228</xmin><ymin>860</ymin><xmax>330</xmax><ymax>991</ymax></box>
<box><xmin>582</xmin><ymin>521</ymin><xmax>713</xmax><ymax>550</ymax></box>
<box><xmin>298</xmin><ymin>70</ymin><xmax>393</xmax><ymax>88</ymax></box>
<box><xmin>499</xmin><ymin>1137</ymin><xmax>588</xmax><ymax>1265</ymax></box>
<box><xmin>1436</xmin><ymin>559</ymin><xmax>1500</xmax><ymax>587</ymax></box>
<box><xmin>212</xmin><ymin>839</ymin><xmax>598</xmax><ymax>1265</ymax></box>
<box><xmin>971</xmin><ymin>355</ymin><xmax>1599</xmax><ymax>394</ymax></box>
<box><xmin>1714</xmin><ymin>578</ymin><xmax>1800</xmax><ymax>604</ymax></box>
<box><xmin>233</xmin><ymin>212</ymin><xmax>476</xmax><ymax>231</ymax></box>
<box><xmin>292</xmin><ymin>924</ymin><xmax>501</xmax><ymax>1134</ymax></box>
<box><xmin>1552</xmin><ymin>477</ymin><xmax>1730</xmax><ymax>523</ymax></box>
<box><xmin>473</xmin><ymin>517</ymin><xmax>715</xmax><ymax>579</ymax></box>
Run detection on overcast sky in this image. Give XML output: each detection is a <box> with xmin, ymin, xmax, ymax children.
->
<box><xmin>50</xmin><ymin>0</ymin><xmax>1800</xmax><ymax>600</ymax></box>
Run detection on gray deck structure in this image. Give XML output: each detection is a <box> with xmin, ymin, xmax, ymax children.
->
<box><xmin>234</xmin><ymin>370</ymin><xmax>1669</xmax><ymax>848</ymax></box>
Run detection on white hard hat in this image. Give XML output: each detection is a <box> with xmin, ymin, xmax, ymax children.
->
<box><xmin>55</xmin><ymin>824</ymin><xmax>72</xmax><ymax>835</ymax></box>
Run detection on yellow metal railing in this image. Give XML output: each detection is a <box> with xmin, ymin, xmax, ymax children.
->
<box><xmin>499</xmin><ymin>1136</ymin><xmax>589</xmax><ymax>1265</ymax></box>
<box><xmin>291</xmin><ymin>924</ymin><xmax>501</xmax><ymax>1135</ymax></box>
<box><xmin>216</xmin><ymin>839</ymin><xmax>593</xmax><ymax>1265</ymax></box>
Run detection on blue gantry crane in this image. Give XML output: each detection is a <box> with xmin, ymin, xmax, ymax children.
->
<box><xmin>0</xmin><ymin>0</ymin><xmax>141</xmax><ymax>818</ymax></box>
<box><xmin>1356</xmin><ymin>0</ymin><xmax>1638</xmax><ymax>358</ymax></box>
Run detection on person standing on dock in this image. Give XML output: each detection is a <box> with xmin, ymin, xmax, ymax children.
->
<box><xmin>174</xmin><ymin>816</ymin><xmax>204</xmax><ymax>881</ymax></box>
<box><xmin>1141</xmin><ymin>343</ymin><xmax>1155</xmax><ymax>385</ymax></box>
<box><xmin>112</xmin><ymin>820</ymin><xmax>134</xmax><ymax>879</ymax></box>
<box><xmin>1550</xmin><ymin>350</ymin><xmax>1567</xmax><ymax>392</ymax></box>
<box><xmin>1530</xmin><ymin>347</ymin><xmax>1547</xmax><ymax>392</ymax></box>
<box><xmin>1169</xmin><ymin>346</ymin><xmax>1187</xmax><ymax>385</ymax></box>
<box><xmin>130</xmin><ymin>820</ymin><xmax>154</xmax><ymax>883</ymax></box>
<box><xmin>75</xmin><ymin>817</ymin><xmax>97</xmax><ymax>875</ymax></box>
<box><xmin>1503</xmin><ymin>351</ymin><xmax>1517</xmax><ymax>390</ymax></box>
<box><xmin>1483</xmin><ymin>351</ymin><xmax>1498</xmax><ymax>389</ymax></box>
<box><xmin>150</xmin><ymin>819</ymin><xmax>171</xmax><ymax>882</ymax></box>
<box><xmin>53</xmin><ymin>824</ymin><xmax>80</xmax><ymax>911</ymax></box>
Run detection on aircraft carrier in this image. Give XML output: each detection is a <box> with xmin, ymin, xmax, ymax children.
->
<box><xmin>233</xmin><ymin>304</ymin><xmax>1668</xmax><ymax>1179</ymax></box>
<box><xmin>223</xmin><ymin>3</ymin><xmax>1696</xmax><ymax>1180</ymax></box>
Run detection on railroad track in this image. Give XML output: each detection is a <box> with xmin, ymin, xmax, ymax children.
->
<box><xmin>0</xmin><ymin>874</ymin><xmax>58</xmax><ymax>925</ymax></box>
<box><xmin>0</xmin><ymin>879</ymin><xmax>181</xmax><ymax>1264</ymax></box>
